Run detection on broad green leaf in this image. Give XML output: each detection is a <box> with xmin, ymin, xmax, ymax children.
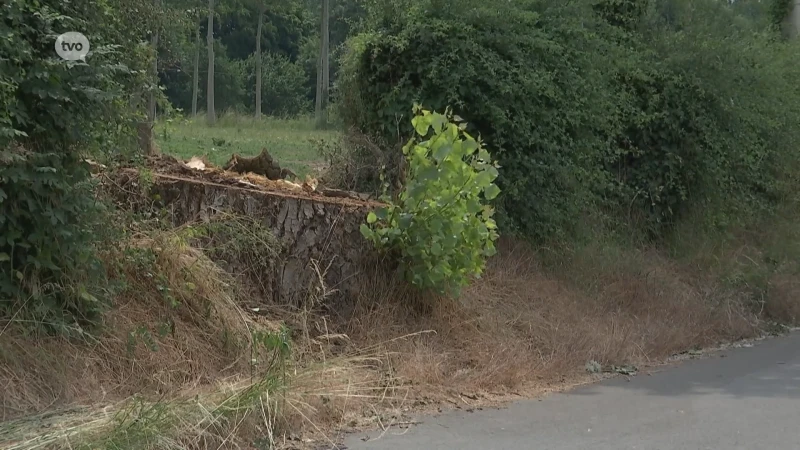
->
<box><xmin>359</xmin><ymin>224</ymin><xmax>374</xmax><ymax>240</ymax></box>
<box><xmin>484</xmin><ymin>184</ymin><xmax>501</xmax><ymax>200</ymax></box>
<box><xmin>367</xmin><ymin>211</ymin><xmax>377</xmax><ymax>224</ymax></box>
<box><xmin>433</xmin><ymin>143</ymin><xmax>452</xmax><ymax>162</ymax></box>
<box><xmin>412</xmin><ymin>116</ymin><xmax>430</xmax><ymax>136</ymax></box>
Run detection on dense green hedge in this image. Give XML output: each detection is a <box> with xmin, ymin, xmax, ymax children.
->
<box><xmin>340</xmin><ymin>0</ymin><xmax>800</xmax><ymax>240</ymax></box>
<box><xmin>1</xmin><ymin>0</ymin><xmax>147</xmax><ymax>331</ymax></box>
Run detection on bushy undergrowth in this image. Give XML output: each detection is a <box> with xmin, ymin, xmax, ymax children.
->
<box><xmin>339</xmin><ymin>0</ymin><xmax>800</xmax><ymax>241</ymax></box>
<box><xmin>360</xmin><ymin>107</ymin><xmax>500</xmax><ymax>295</ymax></box>
<box><xmin>0</xmin><ymin>0</ymin><xmax>149</xmax><ymax>330</ymax></box>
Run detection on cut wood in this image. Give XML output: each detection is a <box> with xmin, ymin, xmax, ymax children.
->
<box><xmin>223</xmin><ymin>148</ymin><xmax>296</xmax><ymax>180</ymax></box>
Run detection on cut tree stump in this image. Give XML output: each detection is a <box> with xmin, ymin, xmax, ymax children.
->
<box><xmin>104</xmin><ymin>167</ymin><xmax>387</xmax><ymax>307</ymax></box>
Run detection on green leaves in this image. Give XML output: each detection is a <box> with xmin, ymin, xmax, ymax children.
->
<box><xmin>361</xmin><ymin>108</ymin><xmax>500</xmax><ymax>296</ymax></box>
<box><xmin>0</xmin><ymin>0</ymin><xmax>140</xmax><ymax>332</ymax></box>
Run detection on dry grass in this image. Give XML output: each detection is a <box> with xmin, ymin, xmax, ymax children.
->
<box><xmin>337</xmin><ymin>238</ymin><xmax>762</xmax><ymax>402</ymax></box>
<box><xmin>1</xmin><ymin>231</ymin><xmax>252</xmax><ymax>421</ymax></box>
<box><xmin>3</xmin><ymin>221</ymin><xmax>798</xmax><ymax>448</ymax></box>
<box><xmin>0</xmin><ymin>354</ymin><xmax>397</xmax><ymax>450</ymax></box>
<box><xmin>0</xmin><ymin>228</ymin><xmax>403</xmax><ymax>449</ymax></box>
<box><xmin>765</xmin><ymin>269</ymin><xmax>800</xmax><ymax>325</ymax></box>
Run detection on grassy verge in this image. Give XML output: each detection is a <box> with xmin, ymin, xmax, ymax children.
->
<box><xmin>0</xmin><ymin>218</ymin><xmax>402</xmax><ymax>449</ymax></box>
<box><xmin>4</xmin><ymin>119</ymin><xmax>800</xmax><ymax>448</ymax></box>
<box><xmin>155</xmin><ymin>113</ymin><xmax>339</xmax><ymax>177</ymax></box>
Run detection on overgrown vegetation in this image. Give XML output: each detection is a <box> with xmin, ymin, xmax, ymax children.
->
<box><xmin>341</xmin><ymin>0</ymin><xmax>800</xmax><ymax>242</ymax></box>
<box><xmin>0</xmin><ymin>0</ymin><xmax>150</xmax><ymax>330</ymax></box>
<box><xmin>5</xmin><ymin>0</ymin><xmax>800</xmax><ymax>447</ymax></box>
<box><xmin>361</xmin><ymin>107</ymin><xmax>500</xmax><ymax>294</ymax></box>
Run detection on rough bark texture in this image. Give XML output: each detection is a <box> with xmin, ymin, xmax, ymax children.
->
<box><xmin>206</xmin><ymin>0</ymin><xmax>216</xmax><ymax>125</ymax></box>
<box><xmin>107</xmin><ymin>170</ymin><xmax>382</xmax><ymax>308</ymax></box>
<box><xmin>137</xmin><ymin>122</ymin><xmax>158</xmax><ymax>155</ymax></box>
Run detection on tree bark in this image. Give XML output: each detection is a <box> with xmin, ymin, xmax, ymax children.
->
<box><xmin>142</xmin><ymin>0</ymin><xmax>161</xmax><ymax>155</ymax></box>
<box><xmin>105</xmin><ymin>172</ymin><xmax>380</xmax><ymax>305</ymax></box>
<box><xmin>314</xmin><ymin>0</ymin><xmax>330</xmax><ymax>130</ymax></box>
<box><xmin>255</xmin><ymin>4</ymin><xmax>264</xmax><ymax>119</ymax></box>
<box><xmin>192</xmin><ymin>18</ymin><xmax>200</xmax><ymax>117</ymax></box>
<box><xmin>791</xmin><ymin>0</ymin><xmax>800</xmax><ymax>38</ymax></box>
<box><xmin>206</xmin><ymin>0</ymin><xmax>216</xmax><ymax>126</ymax></box>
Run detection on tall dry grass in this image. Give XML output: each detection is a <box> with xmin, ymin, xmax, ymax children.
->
<box><xmin>3</xmin><ymin>219</ymin><xmax>799</xmax><ymax>448</ymax></box>
<box><xmin>338</xmin><ymin>238</ymin><xmax>762</xmax><ymax>401</ymax></box>
<box><xmin>0</xmin><ymin>228</ymin><xmax>402</xmax><ymax>449</ymax></box>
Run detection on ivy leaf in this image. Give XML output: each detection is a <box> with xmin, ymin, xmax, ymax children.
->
<box><xmin>367</xmin><ymin>211</ymin><xmax>377</xmax><ymax>224</ymax></box>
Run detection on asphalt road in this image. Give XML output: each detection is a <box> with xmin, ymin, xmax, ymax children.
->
<box><xmin>344</xmin><ymin>332</ymin><xmax>800</xmax><ymax>449</ymax></box>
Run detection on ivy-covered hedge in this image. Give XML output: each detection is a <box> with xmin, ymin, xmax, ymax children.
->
<box><xmin>1</xmin><ymin>0</ymin><xmax>149</xmax><ymax>331</ymax></box>
<box><xmin>340</xmin><ymin>0</ymin><xmax>800</xmax><ymax>240</ymax></box>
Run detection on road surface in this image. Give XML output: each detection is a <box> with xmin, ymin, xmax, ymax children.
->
<box><xmin>344</xmin><ymin>332</ymin><xmax>800</xmax><ymax>449</ymax></box>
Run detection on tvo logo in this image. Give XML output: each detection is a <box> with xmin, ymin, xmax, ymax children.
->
<box><xmin>55</xmin><ymin>32</ymin><xmax>90</xmax><ymax>61</ymax></box>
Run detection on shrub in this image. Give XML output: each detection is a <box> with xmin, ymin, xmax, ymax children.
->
<box><xmin>340</xmin><ymin>0</ymin><xmax>626</xmax><ymax>240</ymax></box>
<box><xmin>342</xmin><ymin>0</ymin><xmax>800</xmax><ymax>240</ymax></box>
<box><xmin>0</xmin><ymin>0</ymin><xmax>145</xmax><ymax>331</ymax></box>
<box><xmin>360</xmin><ymin>107</ymin><xmax>500</xmax><ymax>295</ymax></box>
<box><xmin>607</xmin><ymin>0</ymin><xmax>800</xmax><ymax>232</ymax></box>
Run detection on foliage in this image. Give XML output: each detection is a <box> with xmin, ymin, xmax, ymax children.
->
<box><xmin>360</xmin><ymin>107</ymin><xmax>500</xmax><ymax>295</ymax></box>
<box><xmin>0</xmin><ymin>0</ymin><xmax>144</xmax><ymax>331</ymax></box>
<box><xmin>246</xmin><ymin>52</ymin><xmax>312</xmax><ymax>117</ymax></box>
<box><xmin>342</xmin><ymin>0</ymin><xmax>800</xmax><ymax>241</ymax></box>
<box><xmin>593</xmin><ymin>0</ymin><xmax>648</xmax><ymax>31</ymax></box>
<box><xmin>610</xmin><ymin>0</ymin><xmax>800</xmax><ymax>232</ymax></box>
<box><xmin>342</xmin><ymin>0</ymin><xmax>626</xmax><ymax>239</ymax></box>
<box><xmin>767</xmin><ymin>0</ymin><xmax>794</xmax><ymax>32</ymax></box>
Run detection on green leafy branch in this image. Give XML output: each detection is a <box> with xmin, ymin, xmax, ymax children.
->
<box><xmin>360</xmin><ymin>106</ymin><xmax>501</xmax><ymax>296</ymax></box>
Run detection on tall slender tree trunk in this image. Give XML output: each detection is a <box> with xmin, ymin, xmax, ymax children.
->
<box><xmin>314</xmin><ymin>48</ymin><xmax>323</xmax><ymax>128</ymax></box>
<box><xmin>192</xmin><ymin>19</ymin><xmax>200</xmax><ymax>117</ymax></box>
<box><xmin>144</xmin><ymin>0</ymin><xmax>161</xmax><ymax>155</ymax></box>
<box><xmin>255</xmin><ymin>5</ymin><xmax>264</xmax><ymax>119</ymax></box>
<box><xmin>791</xmin><ymin>0</ymin><xmax>800</xmax><ymax>38</ymax></box>
<box><xmin>206</xmin><ymin>0</ymin><xmax>216</xmax><ymax>125</ymax></box>
<box><xmin>315</xmin><ymin>0</ymin><xmax>330</xmax><ymax>130</ymax></box>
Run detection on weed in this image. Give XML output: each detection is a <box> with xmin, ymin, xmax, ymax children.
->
<box><xmin>185</xmin><ymin>213</ymin><xmax>281</xmax><ymax>300</ymax></box>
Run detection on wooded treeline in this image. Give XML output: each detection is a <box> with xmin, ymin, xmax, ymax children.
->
<box><xmin>150</xmin><ymin>0</ymin><xmax>366</xmax><ymax>126</ymax></box>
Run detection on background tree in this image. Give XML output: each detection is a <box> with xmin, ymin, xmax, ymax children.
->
<box><xmin>255</xmin><ymin>0</ymin><xmax>267</xmax><ymax>119</ymax></box>
<box><xmin>315</xmin><ymin>0</ymin><xmax>330</xmax><ymax>129</ymax></box>
<box><xmin>192</xmin><ymin>4</ymin><xmax>203</xmax><ymax>116</ymax></box>
<box><xmin>207</xmin><ymin>0</ymin><xmax>216</xmax><ymax>124</ymax></box>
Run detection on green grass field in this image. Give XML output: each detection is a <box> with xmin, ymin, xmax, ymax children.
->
<box><xmin>155</xmin><ymin>113</ymin><xmax>337</xmax><ymax>177</ymax></box>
